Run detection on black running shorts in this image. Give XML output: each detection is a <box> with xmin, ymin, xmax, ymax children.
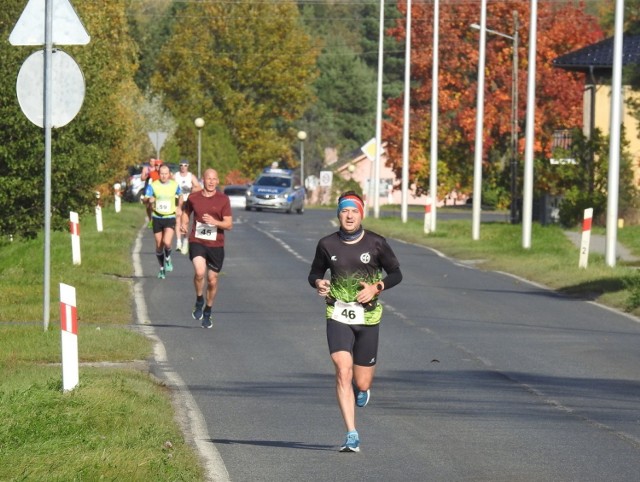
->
<box><xmin>152</xmin><ymin>216</ymin><xmax>176</xmax><ymax>233</ymax></box>
<box><xmin>189</xmin><ymin>242</ymin><xmax>225</xmax><ymax>273</ymax></box>
<box><xmin>326</xmin><ymin>318</ymin><xmax>379</xmax><ymax>366</ymax></box>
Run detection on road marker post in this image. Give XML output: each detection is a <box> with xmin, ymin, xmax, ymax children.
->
<box><xmin>69</xmin><ymin>211</ymin><xmax>80</xmax><ymax>265</ymax></box>
<box><xmin>59</xmin><ymin>283</ymin><xmax>79</xmax><ymax>391</ymax></box>
<box><xmin>424</xmin><ymin>197</ymin><xmax>432</xmax><ymax>234</ymax></box>
<box><xmin>95</xmin><ymin>191</ymin><xmax>103</xmax><ymax>232</ymax></box>
<box><xmin>579</xmin><ymin>208</ymin><xmax>593</xmax><ymax>268</ymax></box>
<box><xmin>114</xmin><ymin>182</ymin><xmax>122</xmax><ymax>213</ymax></box>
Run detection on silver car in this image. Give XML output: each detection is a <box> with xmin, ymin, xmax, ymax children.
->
<box><xmin>245</xmin><ymin>168</ymin><xmax>304</xmax><ymax>214</ymax></box>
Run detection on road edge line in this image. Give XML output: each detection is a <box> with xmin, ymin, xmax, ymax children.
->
<box><xmin>132</xmin><ymin>222</ymin><xmax>230</xmax><ymax>482</ymax></box>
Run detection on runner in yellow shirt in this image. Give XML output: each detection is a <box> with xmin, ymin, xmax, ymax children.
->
<box><xmin>145</xmin><ymin>164</ymin><xmax>182</xmax><ymax>279</ymax></box>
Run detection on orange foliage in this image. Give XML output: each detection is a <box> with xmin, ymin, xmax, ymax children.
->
<box><xmin>384</xmin><ymin>0</ymin><xmax>604</xmax><ymax>193</ymax></box>
<box><xmin>224</xmin><ymin>169</ymin><xmax>252</xmax><ymax>186</ymax></box>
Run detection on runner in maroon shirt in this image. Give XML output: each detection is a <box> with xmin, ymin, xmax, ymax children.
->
<box><xmin>180</xmin><ymin>169</ymin><xmax>233</xmax><ymax>328</ymax></box>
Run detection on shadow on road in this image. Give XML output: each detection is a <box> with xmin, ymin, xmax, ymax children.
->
<box><xmin>210</xmin><ymin>438</ymin><xmax>334</xmax><ymax>451</ymax></box>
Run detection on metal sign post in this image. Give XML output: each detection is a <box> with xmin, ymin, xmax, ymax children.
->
<box><xmin>10</xmin><ymin>0</ymin><xmax>90</xmax><ymax>331</ymax></box>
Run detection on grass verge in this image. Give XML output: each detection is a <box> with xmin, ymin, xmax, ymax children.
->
<box><xmin>0</xmin><ymin>203</ymin><xmax>203</xmax><ymax>481</ymax></box>
<box><xmin>364</xmin><ymin>212</ymin><xmax>640</xmax><ymax>315</ymax></box>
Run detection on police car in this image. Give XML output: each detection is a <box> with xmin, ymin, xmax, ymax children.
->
<box><xmin>245</xmin><ymin>167</ymin><xmax>305</xmax><ymax>214</ymax></box>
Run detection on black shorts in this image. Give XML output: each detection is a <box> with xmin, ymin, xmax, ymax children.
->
<box><xmin>326</xmin><ymin>319</ymin><xmax>379</xmax><ymax>366</ymax></box>
<box><xmin>189</xmin><ymin>243</ymin><xmax>225</xmax><ymax>273</ymax></box>
<box><xmin>152</xmin><ymin>217</ymin><xmax>176</xmax><ymax>233</ymax></box>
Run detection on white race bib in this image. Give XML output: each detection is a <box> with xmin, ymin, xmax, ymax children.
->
<box><xmin>195</xmin><ymin>221</ymin><xmax>218</xmax><ymax>241</ymax></box>
<box><xmin>332</xmin><ymin>301</ymin><xmax>365</xmax><ymax>325</ymax></box>
<box><xmin>156</xmin><ymin>199</ymin><xmax>171</xmax><ymax>214</ymax></box>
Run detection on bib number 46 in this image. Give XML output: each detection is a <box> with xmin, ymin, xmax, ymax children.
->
<box><xmin>332</xmin><ymin>301</ymin><xmax>365</xmax><ymax>325</ymax></box>
<box><xmin>340</xmin><ymin>307</ymin><xmax>358</xmax><ymax>320</ymax></box>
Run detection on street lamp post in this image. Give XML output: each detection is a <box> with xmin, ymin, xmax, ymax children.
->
<box><xmin>194</xmin><ymin>117</ymin><xmax>204</xmax><ymax>179</ymax></box>
<box><xmin>297</xmin><ymin>130</ymin><xmax>307</xmax><ymax>191</ymax></box>
<box><xmin>471</xmin><ymin>11</ymin><xmax>519</xmax><ymax>224</ymax></box>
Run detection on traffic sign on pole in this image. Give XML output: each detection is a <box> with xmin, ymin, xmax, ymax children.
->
<box><xmin>9</xmin><ymin>0</ymin><xmax>90</xmax><ymax>46</ymax></box>
<box><xmin>361</xmin><ymin>138</ymin><xmax>377</xmax><ymax>161</ymax></box>
<box><xmin>16</xmin><ymin>49</ymin><xmax>85</xmax><ymax>128</ymax></box>
<box><xmin>10</xmin><ymin>0</ymin><xmax>90</xmax><ymax>332</ymax></box>
<box><xmin>148</xmin><ymin>132</ymin><xmax>168</xmax><ymax>159</ymax></box>
<box><xmin>319</xmin><ymin>171</ymin><xmax>333</xmax><ymax>188</ymax></box>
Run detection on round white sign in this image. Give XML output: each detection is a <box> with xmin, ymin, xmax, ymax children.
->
<box><xmin>319</xmin><ymin>170</ymin><xmax>333</xmax><ymax>187</ymax></box>
<box><xmin>16</xmin><ymin>49</ymin><xmax>86</xmax><ymax>128</ymax></box>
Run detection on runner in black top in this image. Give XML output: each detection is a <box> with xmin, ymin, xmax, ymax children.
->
<box><xmin>308</xmin><ymin>191</ymin><xmax>402</xmax><ymax>452</ymax></box>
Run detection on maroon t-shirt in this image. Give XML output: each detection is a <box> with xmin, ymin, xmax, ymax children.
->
<box><xmin>183</xmin><ymin>190</ymin><xmax>231</xmax><ymax>248</ymax></box>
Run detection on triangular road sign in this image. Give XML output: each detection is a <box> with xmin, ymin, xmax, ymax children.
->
<box><xmin>148</xmin><ymin>132</ymin><xmax>168</xmax><ymax>153</ymax></box>
<box><xmin>9</xmin><ymin>0</ymin><xmax>90</xmax><ymax>46</ymax></box>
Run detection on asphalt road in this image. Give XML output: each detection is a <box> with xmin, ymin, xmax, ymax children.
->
<box><xmin>135</xmin><ymin>208</ymin><xmax>640</xmax><ymax>482</ymax></box>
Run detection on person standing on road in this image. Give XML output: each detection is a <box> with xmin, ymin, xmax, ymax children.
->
<box><xmin>308</xmin><ymin>191</ymin><xmax>402</xmax><ymax>453</ymax></box>
<box><xmin>180</xmin><ymin>168</ymin><xmax>233</xmax><ymax>329</ymax></box>
<box><xmin>173</xmin><ymin>159</ymin><xmax>202</xmax><ymax>254</ymax></box>
<box><xmin>145</xmin><ymin>164</ymin><xmax>182</xmax><ymax>279</ymax></box>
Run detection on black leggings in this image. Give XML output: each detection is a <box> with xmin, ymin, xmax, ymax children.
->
<box><xmin>326</xmin><ymin>319</ymin><xmax>379</xmax><ymax>366</ymax></box>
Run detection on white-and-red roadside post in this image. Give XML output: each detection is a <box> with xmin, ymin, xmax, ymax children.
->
<box><xmin>69</xmin><ymin>211</ymin><xmax>80</xmax><ymax>265</ymax></box>
<box><xmin>579</xmin><ymin>207</ymin><xmax>593</xmax><ymax>268</ymax></box>
<box><xmin>113</xmin><ymin>182</ymin><xmax>122</xmax><ymax>213</ymax></box>
<box><xmin>95</xmin><ymin>191</ymin><xmax>103</xmax><ymax>232</ymax></box>
<box><xmin>424</xmin><ymin>196</ymin><xmax>432</xmax><ymax>234</ymax></box>
<box><xmin>59</xmin><ymin>283</ymin><xmax>79</xmax><ymax>392</ymax></box>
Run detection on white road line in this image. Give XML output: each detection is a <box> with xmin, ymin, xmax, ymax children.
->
<box><xmin>252</xmin><ymin>224</ymin><xmax>311</xmax><ymax>264</ymax></box>
<box><xmin>132</xmin><ymin>224</ymin><xmax>230</xmax><ymax>482</ymax></box>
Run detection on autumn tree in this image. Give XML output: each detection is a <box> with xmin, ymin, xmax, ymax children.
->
<box><xmin>152</xmin><ymin>1</ymin><xmax>318</xmax><ymax>179</ymax></box>
<box><xmin>126</xmin><ymin>0</ymin><xmax>177</xmax><ymax>91</ymax></box>
<box><xmin>0</xmin><ymin>0</ymin><xmax>145</xmax><ymax>239</ymax></box>
<box><xmin>304</xmin><ymin>37</ymin><xmax>377</xmax><ymax>159</ymax></box>
<box><xmin>360</xmin><ymin>0</ymin><xmax>406</xmax><ymax>102</ymax></box>
<box><xmin>384</xmin><ymin>0</ymin><xmax>603</xmax><ymax>205</ymax></box>
<box><xmin>597</xmin><ymin>0</ymin><xmax>640</xmax><ymax>37</ymax></box>
<box><xmin>297</xmin><ymin>0</ymin><xmax>405</xmax><ymax>174</ymax></box>
<box><xmin>596</xmin><ymin>0</ymin><xmax>640</xmax><ymax>127</ymax></box>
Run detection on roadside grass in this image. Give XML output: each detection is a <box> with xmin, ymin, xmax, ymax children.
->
<box><xmin>364</xmin><ymin>214</ymin><xmax>640</xmax><ymax>315</ymax></box>
<box><xmin>0</xmin><ymin>203</ymin><xmax>203</xmax><ymax>481</ymax></box>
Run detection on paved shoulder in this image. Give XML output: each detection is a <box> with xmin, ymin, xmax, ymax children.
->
<box><xmin>564</xmin><ymin>231</ymin><xmax>639</xmax><ymax>262</ymax></box>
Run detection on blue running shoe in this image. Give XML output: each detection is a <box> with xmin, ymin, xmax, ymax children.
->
<box><xmin>165</xmin><ymin>257</ymin><xmax>173</xmax><ymax>272</ymax></box>
<box><xmin>192</xmin><ymin>300</ymin><xmax>204</xmax><ymax>320</ymax></box>
<box><xmin>201</xmin><ymin>310</ymin><xmax>212</xmax><ymax>329</ymax></box>
<box><xmin>356</xmin><ymin>389</ymin><xmax>370</xmax><ymax>408</ymax></box>
<box><xmin>157</xmin><ymin>268</ymin><xmax>166</xmax><ymax>280</ymax></box>
<box><xmin>339</xmin><ymin>431</ymin><xmax>360</xmax><ymax>453</ymax></box>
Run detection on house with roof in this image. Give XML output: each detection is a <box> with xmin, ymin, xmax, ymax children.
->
<box><xmin>309</xmin><ymin>143</ymin><xmax>438</xmax><ymax>208</ymax></box>
<box><xmin>553</xmin><ymin>34</ymin><xmax>640</xmax><ymax>182</ymax></box>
